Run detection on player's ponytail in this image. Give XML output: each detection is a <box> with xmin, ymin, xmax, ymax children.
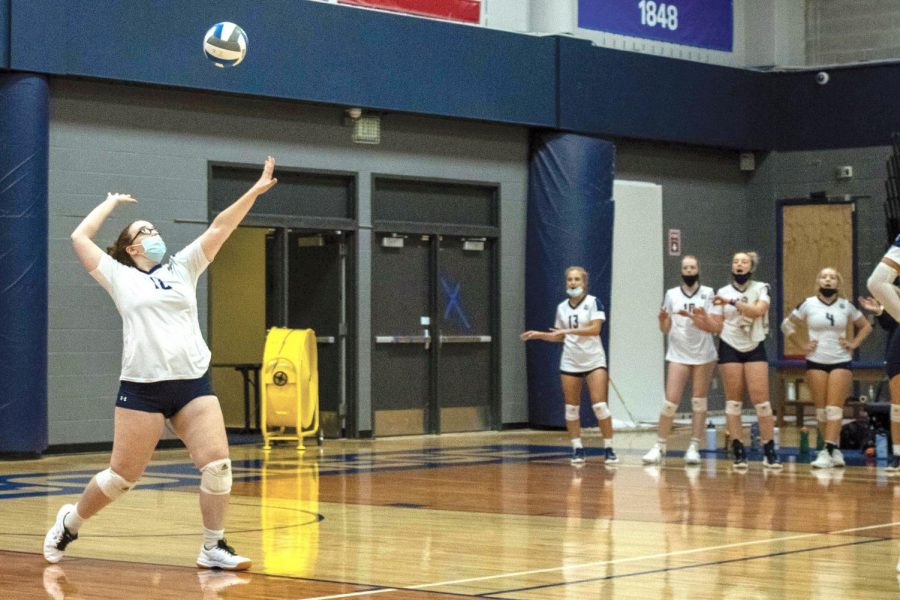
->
<box><xmin>108</xmin><ymin>224</ymin><xmax>138</xmax><ymax>268</ymax></box>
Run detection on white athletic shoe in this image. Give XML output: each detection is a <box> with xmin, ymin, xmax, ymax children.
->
<box><xmin>642</xmin><ymin>444</ymin><xmax>663</xmax><ymax>464</ymax></box>
<box><xmin>831</xmin><ymin>448</ymin><xmax>846</xmax><ymax>468</ymax></box>
<box><xmin>197</xmin><ymin>539</ymin><xmax>252</xmax><ymax>571</ymax></box>
<box><xmin>684</xmin><ymin>443</ymin><xmax>701</xmax><ymax>465</ymax></box>
<box><xmin>43</xmin><ymin>504</ymin><xmax>78</xmax><ymax>564</ymax></box>
<box><xmin>810</xmin><ymin>449</ymin><xmax>833</xmax><ymax>469</ymax></box>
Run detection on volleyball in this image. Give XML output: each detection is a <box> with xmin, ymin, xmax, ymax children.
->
<box><xmin>203</xmin><ymin>22</ymin><xmax>248</xmax><ymax>68</ymax></box>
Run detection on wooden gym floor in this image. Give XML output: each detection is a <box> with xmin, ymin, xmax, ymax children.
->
<box><xmin>2</xmin><ymin>427</ymin><xmax>900</xmax><ymax>599</ymax></box>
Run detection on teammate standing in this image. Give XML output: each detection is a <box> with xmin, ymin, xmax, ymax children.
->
<box><xmin>693</xmin><ymin>251</ymin><xmax>780</xmax><ymax>470</ymax></box>
<box><xmin>643</xmin><ymin>256</ymin><xmax>717</xmax><ymax>465</ymax></box>
<box><xmin>782</xmin><ymin>268</ymin><xmax>871</xmax><ymax>468</ymax></box>
<box><xmin>522</xmin><ymin>266</ymin><xmax>618</xmax><ymax>465</ymax></box>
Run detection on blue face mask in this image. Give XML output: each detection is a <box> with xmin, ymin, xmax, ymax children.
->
<box><xmin>566</xmin><ymin>287</ymin><xmax>583</xmax><ymax>298</ymax></box>
<box><xmin>141</xmin><ymin>236</ymin><xmax>167</xmax><ymax>263</ymax></box>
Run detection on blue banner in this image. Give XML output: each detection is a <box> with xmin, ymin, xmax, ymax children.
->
<box><xmin>578</xmin><ymin>0</ymin><xmax>733</xmax><ymax>52</ymax></box>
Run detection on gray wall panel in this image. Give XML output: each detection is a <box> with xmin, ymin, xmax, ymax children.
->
<box><xmin>48</xmin><ymin>79</ymin><xmax>529</xmax><ymax>444</ymax></box>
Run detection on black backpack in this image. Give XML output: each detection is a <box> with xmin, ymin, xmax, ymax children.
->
<box><xmin>839</xmin><ymin>419</ymin><xmax>875</xmax><ymax>451</ymax></box>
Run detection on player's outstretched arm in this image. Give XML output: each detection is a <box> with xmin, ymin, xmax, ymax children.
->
<box><xmin>71</xmin><ymin>193</ymin><xmax>137</xmax><ymax>271</ymax></box>
<box><xmin>200</xmin><ymin>156</ymin><xmax>277</xmax><ymax>261</ymax></box>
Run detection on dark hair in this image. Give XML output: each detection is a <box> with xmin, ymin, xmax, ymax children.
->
<box><xmin>108</xmin><ymin>223</ymin><xmax>137</xmax><ymax>267</ymax></box>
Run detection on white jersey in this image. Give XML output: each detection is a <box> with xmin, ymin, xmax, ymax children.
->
<box><xmin>91</xmin><ymin>240</ymin><xmax>212</xmax><ymax>382</ymax></box>
<box><xmin>711</xmin><ymin>281</ymin><xmax>770</xmax><ymax>352</ymax></box>
<box><xmin>885</xmin><ymin>234</ymin><xmax>900</xmax><ymax>263</ymax></box>
<box><xmin>662</xmin><ymin>285</ymin><xmax>717</xmax><ymax>364</ymax></box>
<box><xmin>792</xmin><ymin>296</ymin><xmax>863</xmax><ymax>364</ymax></box>
<box><xmin>555</xmin><ymin>294</ymin><xmax>607</xmax><ymax>372</ymax></box>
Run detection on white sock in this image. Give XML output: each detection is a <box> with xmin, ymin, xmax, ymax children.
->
<box><xmin>893</xmin><ymin>444</ymin><xmax>900</xmax><ymax>456</ymax></box>
<box><xmin>64</xmin><ymin>507</ymin><xmax>86</xmax><ymax>534</ymax></box>
<box><xmin>656</xmin><ymin>439</ymin><xmax>667</xmax><ymax>448</ymax></box>
<box><xmin>203</xmin><ymin>527</ymin><xmax>225</xmax><ymax>549</ymax></box>
<box><xmin>571</xmin><ymin>438</ymin><xmax>583</xmax><ymax>450</ymax></box>
<box><xmin>689</xmin><ymin>438</ymin><xmax>701</xmax><ymax>448</ymax></box>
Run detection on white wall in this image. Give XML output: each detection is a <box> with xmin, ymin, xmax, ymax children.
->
<box><xmin>608</xmin><ymin>180</ymin><xmax>664</xmax><ymax>424</ymax></box>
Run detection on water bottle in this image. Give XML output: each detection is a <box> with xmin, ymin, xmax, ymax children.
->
<box><xmin>799</xmin><ymin>426</ymin><xmax>810</xmax><ymax>456</ymax></box>
<box><xmin>816</xmin><ymin>428</ymin><xmax>825</xmax><ymax>451</ymax></box>
<box><xmin>706</xmin><ymin>422</ymin><xmax>717</xmax><ymax>451</ymax></box>
<box><xmin>773</xmin><ymin>426</ymin><xmax>780</xmax><ymax>450</ymax></box>
<box><xmin>750</xmin><ymin>422</ymin><xmax>760</xmax><ymax>452</ymax></box>
<box><xmin>876</xmin><ymin>431</ymin><xmax>888</xmax><ymax>460</ymax></box>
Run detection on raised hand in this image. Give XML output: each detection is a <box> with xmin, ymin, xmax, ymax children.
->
<box><xmin>252</xmin><ymin>156</ymin><xmax>278</xmax><ymax>195</ymax></box>
<box><xmin>106</xmin><ymin>192</ymin><xmax>137</xmax><ymax>205</ymax></box>
<box><xmin>858</xmin><ymin>296</ymin><xmax>882</xmax><ymax>313</ymax></box>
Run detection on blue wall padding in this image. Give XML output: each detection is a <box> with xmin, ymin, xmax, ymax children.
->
<box><xmin>525</xmin><ymin>133</ymin><xmax>615</xmax><ymax>428</ymax></box>
<box><xmin>0</xmin><ymin>0</ymin><xmax>9</xmax><ymax>67</ymax></box>
<box><xmin>0</xmin><ymin>73</ymin><xmax>49</xmax><ymax>454</ymax></box>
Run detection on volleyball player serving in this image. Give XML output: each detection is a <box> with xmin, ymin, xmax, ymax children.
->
<box><xmin>43</xmin><ymin>157</ymin><xmax>278</xmax><ymax>570</ymax></box>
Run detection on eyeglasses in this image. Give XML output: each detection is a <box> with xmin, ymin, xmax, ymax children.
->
<box><xmin>128</xmin><ymin>226</ymin><xmax>159</xmax><ymax>245</ymax></box>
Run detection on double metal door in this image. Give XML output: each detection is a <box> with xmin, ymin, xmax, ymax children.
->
<box><xmin>372</xmin><ymin>233</ymin><xmax>495</xmax><ymax>435</ymax></box>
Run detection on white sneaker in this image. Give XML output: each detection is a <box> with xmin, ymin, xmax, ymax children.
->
<box><xmin>810</xmin><ymin>449</ymin><xmax>833</xmax><ymax>469</ymax></box>
<box><xmin>197</xmin><ymin>539</ymin><xmax>252</xmax><ymax>571</ymax></box>
<box><xmin>831</xmin><ymin>448</ymin><xmax>846</xmax><ymax>467</ymax></box>
<box><xmin>43</xmin><ymin>504</ymin><xmax>78</xmax><ymax>563</ymax></box>
<box><xmin>642</xmin><ymin>444</ymin><xmax>664</xmax><ymax>464</ymax></box>
<box><xmin>684</xmin><ymin>443</ymin><xmax>701</xmax><ymax>465</ymax></box>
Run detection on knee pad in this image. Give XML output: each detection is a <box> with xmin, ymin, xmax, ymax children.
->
<box><xmin>816</xmin><ymin>407</ymin><xmax>827</xmax><ymax>423</ymax></box>
<box><xmin>691</xmin><ymin>397</ymin><xmax>708</xmax><ymax>412</ymax></box>
<box><xmin>755</xmin><ymin>401</ymin><xmax>773</xmax><ymax>418</ymax></box>
<box><xmin>725</xmin><ymin>400</ymin><xmax>742</xmax><ymax>416</ymax></box>
<box><xmin>200</xmin><ymin>458</ymin><xmax>233</xmax><ymax>496</ymax></box>
<box><xmin>592</xmin><ymin>402</ymin><xmax>611</xmax><ymax>420</ymax></box>
<box><xmin>565</xmin><ymin>404</ymin><xmax>580</xmax><ymax>421</ymax></box>
<box><xmin>96</xmin><ymin>468</ymin><xmax>136</xmax><ymax>501</ymax></box>
<box><xmin>892</xmin><ymin>404</ymin><xmax>900</xmax><ymax>423</ymax></box>
<box><xmin>825</xmin><ymin>405</ymin><xmax>843</xmax><ymax>421</ymax></box>
<box><xmin>660</xmin><ymin>400</ymin><xmax>678</xmax><ymax>417</ymax></box>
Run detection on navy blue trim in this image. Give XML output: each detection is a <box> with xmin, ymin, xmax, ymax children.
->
<box><xmin>138</xmin><ymin>263</ymin><xmax>163</xmax><ymax>275</ymax></box>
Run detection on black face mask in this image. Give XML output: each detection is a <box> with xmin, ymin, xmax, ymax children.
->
<box><xmin>681</xmin><ymin>274</ymin><xmax>699</xmax><ymax>286</ymax></box>
<box><xmin>732</xmin><ymin>272</ymin><xmax>751</xmax><ymax>285</ymax></box>
<box><xmin>819</xmin><ymin>287</ymin><xmax>838</xmax><ymax>298</ymax></box>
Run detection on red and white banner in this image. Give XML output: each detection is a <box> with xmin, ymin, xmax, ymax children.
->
<box><xmin>339</xmin><ymin>0</ymin><xmax>481</xmax><ymax>24</ymax></box>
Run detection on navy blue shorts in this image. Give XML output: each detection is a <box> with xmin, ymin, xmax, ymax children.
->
<box><xmin>718</xmin><ymin>339</ymin><xmax>767</xmax><ymax>364</ymax></box>
<box><xmin>116</xmin><ymin>372</ymin><xmax>215</xmax><ymax>418</ymax></box>
<box><xmin>560</xmin><ymin>366</ymin><xmax>607</xmax><ymax>378</ymax></box>
<box><xmin>886</xmin><ymin>326</ymin><xmax>900</xmax><ymax>378</ymax></box>
<box><xmin>806</xmin><ymin>360</ymin><xmax>852</xmax><ymax>373</ymax></box>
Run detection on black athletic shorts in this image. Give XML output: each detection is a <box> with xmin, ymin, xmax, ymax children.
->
<box><xmin>560</xmin><ymin>366</ymin><xmax>607</xmax><ymax>378</ymax></box>
<box><xmin>718</xmin><ymin>339</ymin><xmax>767</xmax><ymax>364</ymax></box>
<box><xmin>886</xmin><ymin>326</ymin><xmax>900</xmax><ymax>378</ymax></box>
<box><xmin>116</xmin><ymin>371</ymin><xmax>215</xmax><ymax>418</ymax></box>
<box><xmin>806</xmin><ymin>360</ymin><xmax>852</xmax><ymax>373</ymax></box>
